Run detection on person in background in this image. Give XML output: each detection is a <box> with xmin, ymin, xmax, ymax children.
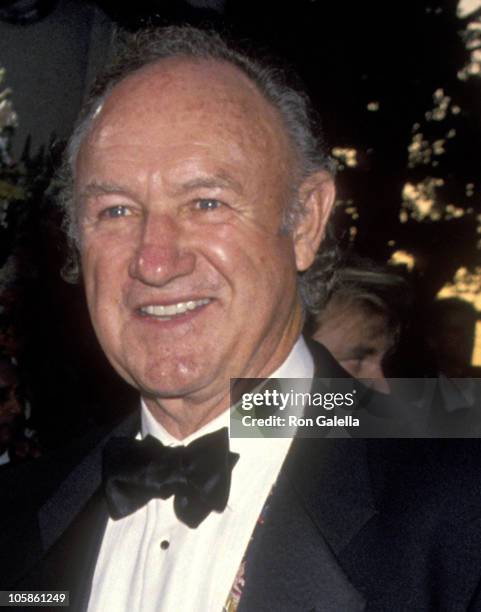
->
<box><xmin>306</xmin><ymin>254</ymin><xmax>409</xmax><ymax>390</ymax></box>
<box><xmin>0</xmin><ymin>357</ymin><xmax>41</xmax><ymax>465</ymax></box>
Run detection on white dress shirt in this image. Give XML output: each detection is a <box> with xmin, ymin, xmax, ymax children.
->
<box><xmin>88</xmin><ymin>337</ymin><xmax>314</xmax><ymax>612</ymax></box>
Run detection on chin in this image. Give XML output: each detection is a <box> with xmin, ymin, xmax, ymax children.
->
<box><xmin>131</xmin><ymin>361</ymin><xmax>220</xmax><ymax>400</ymax></box>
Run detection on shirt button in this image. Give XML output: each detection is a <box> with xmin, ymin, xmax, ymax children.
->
<box><xmin>160</xmin><ymin>540</ymin><xmax>170</xmax><ymax>550</ymax></box>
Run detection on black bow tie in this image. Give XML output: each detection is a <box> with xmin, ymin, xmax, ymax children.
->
<box><xmin>102</xmin><ymin>427</ymin><xmax>239</xmax><ymax>528</ymax></box>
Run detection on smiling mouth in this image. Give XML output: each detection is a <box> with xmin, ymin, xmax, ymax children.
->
<box><xmin>138</xmin><ymin>298</ymin><xmax>211</xmax><ymax>320</ymax></box>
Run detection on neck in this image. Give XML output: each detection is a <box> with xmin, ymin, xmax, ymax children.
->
<box><xmin>144</xmin><ymin>392</ymin><xmax>230</xmax><ymax>440</ymax></box>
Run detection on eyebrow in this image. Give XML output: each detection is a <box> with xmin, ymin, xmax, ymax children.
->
<box><xmin>77</xmin><ymin>182</ymin><xmax>135</xmax><ymax>205</ymax></box>
<box><xmin>78</xmin><ymin>173</ymin><xmax>244</xmax><ymax>203</ymax></box>
<box><xmin>172</xmin><ymin>173</ymin><xmax>244</xmax><ymax>196</ymax></box>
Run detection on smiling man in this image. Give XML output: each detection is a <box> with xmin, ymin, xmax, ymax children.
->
<box><xmin>3</xmin><ymin>25</ymin><xmax>481</xmax><ymax>612</ymax></box>
<box><xmin>75</xmin><ymin>54</ymin><xmax>329</xmax><ymax>438</ymax></box>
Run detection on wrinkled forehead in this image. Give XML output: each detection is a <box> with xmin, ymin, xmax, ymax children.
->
<box><xmin>77</xmin><ymin>57</ymin><xmax>293</xmax><ymax>170</ymax></box>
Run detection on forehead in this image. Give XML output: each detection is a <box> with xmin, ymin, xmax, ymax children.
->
<box><xmin>76</xmin><ymin>58</ymin><xmax>292</xmax><ymax>182</ymax></box>
<box><xmin>318</xmin><ymin>302</ymin><xmax>390</xmax><ymax>349</ymax></box>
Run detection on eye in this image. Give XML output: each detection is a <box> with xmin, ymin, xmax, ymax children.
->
<box><xmin>100</xmin><ymin>205</ymin><xmax>132</xmax><ymax>219</ymax></box>
<box><xmin>195</xmin><ymin>199</ymin><xmax>223</xmax><ymax>211</ymax></box>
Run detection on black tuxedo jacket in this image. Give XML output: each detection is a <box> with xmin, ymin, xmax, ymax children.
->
<box><xmin>3</xmin><ymin>342</ymin><xmax>481</xmax><ymax>611</ymax></box>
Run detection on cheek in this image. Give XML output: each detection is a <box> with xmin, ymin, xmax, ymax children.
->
<box><xmin>202</xmin><ymin>224</ymin><xmax>295</xmax><ymax>285</ymax></box>
<box><xmin>81</xmin><ymin>245</ymin><xmax>104</xmax><ymax>308</ymax></box>
<box><xmin>81</xmin><ymin>239</ymin><xmax>126</xmax><ymax>319</ymax></box>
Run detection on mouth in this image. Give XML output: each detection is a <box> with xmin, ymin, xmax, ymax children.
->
<box><xmin>138</xmin><ymin>298</ymin><xmax>211</xmax><ymax>321</ymax></box>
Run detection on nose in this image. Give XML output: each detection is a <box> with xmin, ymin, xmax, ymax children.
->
<box><xmin>129</xmin><ymin>213</ymin><xmax>196</xmax><ymax>287</ymax></box>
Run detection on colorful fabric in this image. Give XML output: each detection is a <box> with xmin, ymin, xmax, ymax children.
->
<box><xmin>222</xmin><ymin>486</ymin><xmax>273</xmax><ymax>611</ymax></box>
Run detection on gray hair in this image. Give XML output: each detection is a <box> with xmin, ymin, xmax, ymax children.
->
<box><xmin>304</xmin><ymin>253</ymin><xmax>411</xmax><ymax>339</ymax></box>
<box><xmin>57</xmin><ymin>25</ymin><xmax>333</xmax><ymax>282</ymax></box>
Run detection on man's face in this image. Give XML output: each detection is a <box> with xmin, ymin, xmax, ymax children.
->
<box><xmin>313</xmin><ymin>301</ymin><xmax>393</xmax><ymax>391</ymax></box>
<box><xmin>75</xmin><ymin>59</ymin><xmax>311</xmax><ymax>413</ymax></box>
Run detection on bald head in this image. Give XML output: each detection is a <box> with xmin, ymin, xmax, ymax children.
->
<box><xmin>76</xmin><ymin>57</ymin><xmax>294</xmax><ymax>220</ymax></box>
<box><xmin>60</xmin><ymin>26</ymin><xmax>332</xmax><ymax>259</ymax></box>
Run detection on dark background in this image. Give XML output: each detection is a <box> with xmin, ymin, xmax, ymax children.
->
<box><xmin>0</xmin><ymin>0</ymin><xmax>480</xmax><ymax>448</ymax></box>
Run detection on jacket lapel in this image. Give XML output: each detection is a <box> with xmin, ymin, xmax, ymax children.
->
<box><xmin>14</xmin><ymin>412</ymin><xmax>140</xmax><ymax>612</ymax></box>
<box><xmin>239</xmin><ymin>436</ymin><xmax>374</xmax><ymax>612</ymax></box>
<box><xmin>239</xmin><ymin>341</ymin><xmax>376</xmax><ymax>611</ymax></box>
<box><xmin>17</xmin><ymin>488</ymin><xmax>109</xmax><ymax>612</ymax></box>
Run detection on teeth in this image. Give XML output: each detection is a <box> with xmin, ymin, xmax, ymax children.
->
<box><xmin>140</xmin><ymin>299</ymin><xmax>210</xmax><ymax>318</ymax></box>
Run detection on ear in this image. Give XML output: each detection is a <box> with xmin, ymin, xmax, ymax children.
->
<box><xmin>292</xmin><ymin>170</ymin><xmax>336</xmax><ymax>272</ymax></box>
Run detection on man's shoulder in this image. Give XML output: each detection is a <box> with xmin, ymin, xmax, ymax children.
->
<box><xmin>0</xmin><ymin>411</ymin><xmax>140</xmax><ymax>588</ymax></box>
<box><xmin>0</xmin><ymin>411</ymin><xmax>140</xmax><ymax>520</ymax></box>
<box><xmin>366</xmin><ymin>438</ymin><xmax>481</xmax><ymax>522</ymax></box>
<box><xmin>288</xmin><ymin>434</ymin><xmax>481</xmax><ymax>519</ymax></box>
<box><xmin>344</xmin><ymin>439</ymin><xmax>481</xmax><ymax>608</ymax></box>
